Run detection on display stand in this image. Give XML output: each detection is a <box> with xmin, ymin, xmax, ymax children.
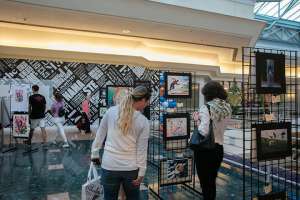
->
<box><xmin>242</xmin><ymin>47</ymin><xmax>299</xmax><ymax>199</ymax></box>
<box><xmin>148</xmin><ymin>70</ymin><xmax>202</xmax><ymax>199</ymax></box>
<box><xmin>0</xmin><ymin>95</ymin><xmax>17</xmax><ymax>153</ymax></box>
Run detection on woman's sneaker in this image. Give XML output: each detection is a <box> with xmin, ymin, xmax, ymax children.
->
<box><xmin>62</xmin><ymin>143</ymin><xmax>70</xmax><ymax>148</ymax></box>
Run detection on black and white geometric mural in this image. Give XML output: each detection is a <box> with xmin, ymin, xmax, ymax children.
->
<box><xmin>0</xmin><ymin>58</ymin><xmax>160</xmax><ymax>125</ymax></box>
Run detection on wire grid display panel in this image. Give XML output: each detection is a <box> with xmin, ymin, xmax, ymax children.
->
<box><xmin>148</xmin><ymin>71</ymin><xmax>202</xmax><ymax>199</ymax></box>
<box><xmin>242</xmin><ymin>47</ymin><xmax>299</xmax><ymax>200</ymax></box>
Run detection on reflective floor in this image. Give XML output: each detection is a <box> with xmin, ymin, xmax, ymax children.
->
<box><xmin>0</xmin><ymin>140</ymin><xmax>298</xmax><ymax>200</ymax></box>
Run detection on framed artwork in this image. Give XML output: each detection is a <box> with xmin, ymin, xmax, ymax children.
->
<box><xmin>165</xmin><ymin>72</ymin><xmax>192</xmax><ymax>98</ymax></box>
<box><xmin>159</xmin><ymin>157</ymin><xmax>193</xmax><ymax>186</ymax></box>
<box><xmin>106</xmin><ymin>85</ymin><xmax>133</xmax><ymax>108</ymax></box>
<box><xmin>12</xmin><ymin>114</ymin><xmax>30</xmax><ymax>138</ymax></box>
<box><xmin>254</xmin><ymin>191</ymin><xmax>286</xmax><ymax>200</ymax></box>
<box><xmin>163</xmin><ymin>113</ymin><xmax>190</xmax><ymax>140</ymax></box>
<box><xmin>134</xmin><ymin>80</ymin><xmax>151</xmax><ymax>120</ymax></box>
<box><xmin>253</xmin><ymin>122</ymin><xmax>292</xmax><ymax>161</ymax></box>
<box><xmin>255</xmin><ymin>52</ymin><xmax>285</xmax><ymax>94</ymax></box>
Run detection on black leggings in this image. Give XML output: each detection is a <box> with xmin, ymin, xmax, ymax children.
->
<box><xmin>194</xmin><ymin>144</ymin><xmax>224</xmax><ymax>200</ymax></box>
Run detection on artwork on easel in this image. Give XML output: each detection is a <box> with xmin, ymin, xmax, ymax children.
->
<box><xmin>12</xmin><ymin>114</ymin><xmax>30</xmax><ymax>138</ymax></box>
<box><xmin>165</xmin><ymin>72</ymin><xmax>192</xmax><ymax>98</ymax></box>
<box><xmin>255</xmin><ymin>52</ymin><xmax>285</xmax><ymax>94</ymax></box>
<box><xmin>159</xmin><ymin>157</ymin><xmax>193</xmax><ymax>186</ymax></box>
<box><xmin>252</xmin><ymin>122</ymin><xmax>292</xmax><ymax>161</ymax></box>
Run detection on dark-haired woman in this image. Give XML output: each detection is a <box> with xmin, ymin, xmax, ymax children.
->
<box><xmin>193</xmin><ymin>81</ymin><xmax>231</xmax><ymax>200</ymax></box>
<box><xmin>91</xmin><ymin>86</ymin><xmax>151</xmax><ymax>200</ymax></box>
<box><xmin>51</xmin><ymin>92</ymin><xmax>69</xmax><ymax>148</ymax></box>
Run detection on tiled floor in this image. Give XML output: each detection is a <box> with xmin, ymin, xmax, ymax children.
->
<box><xmin>0</xmin><ymin>128</ymin><xmax>298</xmax><ymax>200</ymax></box>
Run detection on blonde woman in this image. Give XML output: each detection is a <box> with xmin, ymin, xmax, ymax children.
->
<box><xmin>91</xmin><ymin>86</ymin><xmax>151</xmax><ymax>200</ymax></box>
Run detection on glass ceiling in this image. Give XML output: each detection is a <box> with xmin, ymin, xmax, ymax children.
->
<box><xmin>254</xmin><ymin>0</ymin><xmax>300</xmax><ymax>22</ymax></box>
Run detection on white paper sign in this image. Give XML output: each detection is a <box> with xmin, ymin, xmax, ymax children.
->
<box><xmin>10</xmin><ymin>84</ymin><xmax>31</xmax><ymax>112</ymax></box>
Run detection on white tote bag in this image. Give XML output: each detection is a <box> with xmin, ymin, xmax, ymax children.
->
<box><xmin>81</xmin><ymin>162</ymin><xmax>104</xmax><ymax>200</ymax></box>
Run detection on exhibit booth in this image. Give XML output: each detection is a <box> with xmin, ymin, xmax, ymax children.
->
<box><xmin>0</xmin><ymin>0</ymin><xmax>299</xmax><ymax>199</ymax></box>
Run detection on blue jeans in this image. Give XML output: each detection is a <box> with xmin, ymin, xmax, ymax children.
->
<box><xmin>101</xmin><ymin>168</ymin><xmax>140</xmax><ymax>200</ymax></box>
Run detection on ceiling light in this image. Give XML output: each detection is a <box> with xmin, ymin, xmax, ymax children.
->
<box><xmin>122</xmin><ymin>30</ymin><xmax>131</xmax><ymax>34</ymax></box>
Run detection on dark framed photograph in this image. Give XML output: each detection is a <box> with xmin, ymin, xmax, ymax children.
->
<box><xmin>106</xmin><ymin>85</ymin><xmax>133</xmax><ymax>108</ymax></box>
<box><xmin>165</xmin><ymin>72</ymin><xmax>192</xmax><ymax>98</ymax></box>
<box><xmin>255</xmin><ymin>191</ymin><xmax>286</xmax><ymax>200</ymax></box>
<box><xmin>253</xmin><ymin>122</ymin><xmax>292</xmax><ymax>161</ymax></box>
<box><xmin>159</xmin><ymin>157</ymin><xmax>193</xmax><ymax>186</ymax></box>
<box><xmin>163</xmin><ymin>113</ymin><xmax>190</xmax><ymax>141</ymax></box>
<box><xmin>134</xmin><ymin>80</ymin><xmax>151</xmax><ymax>120</ymax></box>
<box><xmin>255</xmin><ymin>52</ymin><xmax>285</xmax><ymax>94</ymax></box>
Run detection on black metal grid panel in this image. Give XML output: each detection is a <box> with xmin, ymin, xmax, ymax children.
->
<box><xmin>148</xmin><ymin>70</ymin><xmax>201</xmax><ymax>199</ymax></box>
<box><xmin>242</xmin><ymin>47</ymin><xmax>299</xmax><ymax>200</ymax></box>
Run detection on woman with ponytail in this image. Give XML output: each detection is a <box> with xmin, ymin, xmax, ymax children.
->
<box><xmin>91</xmin><ymin>85</ymin><xmax>151</xmax><ymax>200</ymax></box>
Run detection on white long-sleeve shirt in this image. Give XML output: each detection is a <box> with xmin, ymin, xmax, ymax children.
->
<box><xmin>198</xmin><ymin>105</ymin><xmax>230</xmax><ymax>145</ymax></box>
<box><xmin>91</xmin><ymin>106</ymin><xmax>150</xmax><ymax>177</ymax></box>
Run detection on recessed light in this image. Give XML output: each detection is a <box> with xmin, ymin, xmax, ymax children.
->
<box><xmin>122</xmin><ymin>30</ymin><xmax>131</xmax><ymax>34</ymax></box>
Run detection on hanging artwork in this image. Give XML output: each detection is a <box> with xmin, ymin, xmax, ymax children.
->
<box><xmin>253</xmin><ymin>122</ymin><xmax>292</xmax><ymax>161</ymax></box>
<box><xmin>163</xmin><ymin>113</ymin><xmax>190</xmax><ymax>140</ymax></box>
<box><xmin>159</xmin><ymin>157</ymin><xmax>193</xmax><ymax>186</ymax></box>
<box><xmin>165</xmin><ymin>72</ymin><xmax>192</xmax><ymax>98</ymax></box>
<box><xmin>12</xmin><ymin>114</ymin><xmax>30</xmax><ymax>138</ymax></box>
<box><xmin>255</xmin><ymin>52</ymin><xmax>285</xmax><ymax>94</ymax></box>
<box><xmin>11</xmin><ymin>84</ymin><xmax>31</xmax><ymax>112</ymax></box>
<box><xmin>106</xmin><ymin>85</ymin><xmax>133</xmax><ymax>108</ymax></box>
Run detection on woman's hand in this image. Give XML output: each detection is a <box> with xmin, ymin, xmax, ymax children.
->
<box><xmin>192</xmin><ymin>111</ymin><xmax>200</xmax><ymax>125</ymax></box>
<box><xmin>91</xmin><ymin>158</ymin><xmax>101</xmax><ymax>165</ymax></box>
<box><xmin>132</xmin><ymin>176</ymin><xmax>144</xmax><ymax>187</ymax></box>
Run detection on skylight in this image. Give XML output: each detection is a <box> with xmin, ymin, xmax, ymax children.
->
<box><xmin>254</xmin><ymin>0</ymin><xmax>300</xmax><ymax>22</ymax></box>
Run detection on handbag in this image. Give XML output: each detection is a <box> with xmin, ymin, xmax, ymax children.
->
<box><xmin>81</xmin><ymin>162</ymin><xmax>104</xmax><ymax>200</ymax></box>
<box><xmin>189</xmin><ymin>104</ymin><xmax>215</xmax><ymax>151</ymax></box>
<box><xmin>58</xmin><ymin>107</ymin><xmax>65</xmax><ymax>117</ymax></box>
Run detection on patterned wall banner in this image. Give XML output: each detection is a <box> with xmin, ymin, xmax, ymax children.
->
<box><xmin>0</xmin><ymin>58</ymin><xmax>159</xmax><ymax>125</ymax></box>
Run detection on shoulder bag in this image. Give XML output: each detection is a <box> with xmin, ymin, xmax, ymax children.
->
<box><xmin>189</xmin><ymin>104</ymin><xmax>215</xmax><ymax>151</ymax></box>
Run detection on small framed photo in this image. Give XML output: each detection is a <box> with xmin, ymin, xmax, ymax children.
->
<box><xmin>159</xmin><ymin>157</ymin><xmax>193</xmax><ymax>186</ymax></box>
<box><xmin>165</xmin><ymin>72</ymin><xmax>192</xmax><ymax>98</ymax></box>
<box><xmin>99</xmin><ymin>107</ymin><xmax>108</xmax><ymax>118</ymax></box>
<box><xmin>12</xmin><ymin>114</ymin><xmax>30</xmax><ymax>138</ymax></box>
<box><xmin>254</xmin><ymin>191</ymin><xmax>286</xmax><ymax>200</ymax></box>
<box><xmin>253</xmin><ymin>122</ymin><xmax>292</xmax><ymax>161</ymax></box>
<box><xmin>165</xmin><ymin>139</ymin><xmax>188</xmax><ymax>151</ymax></box>
<box><xmin>163</xmin><ymin>113</ymin><xmax>190</xmax><ymax>141</ymax></box>
<box><xmin>106</xmin><ymin>85</ymin><xmax>133</xmax><ymax>108</ymax></box>
<box><xmin>255</xmin><ymin>52</ymin><xmax>285</xmax><ymax>94</ymax></box>
<box><xmin>134</xmin><ymin>80</ymin><xmax>151</xmax><ymax>120</ymax></box>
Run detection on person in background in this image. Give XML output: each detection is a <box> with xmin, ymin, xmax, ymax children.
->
<box><xmin>25</xmin><ymin>85</ymin><xmax>47</xmax><ymax>147</ymax></box>
<box><xmin>91</xmin><ymin>86</ymin><xmax>151</xmax><ymax>200</ymax></box>
<box><xmin>50</xmin><ymin>92</ymin><xmax>69</xmax><ymax>148</ymax></box>
<box><xmin>81</xmin><ymin>92</ymin><xmax>91</xmax><ymax>134</ymax></box>
<box><xmin>192</xmin><ymin>81</ymin><xmax>231</xmax><ymax>200</ymax></box>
